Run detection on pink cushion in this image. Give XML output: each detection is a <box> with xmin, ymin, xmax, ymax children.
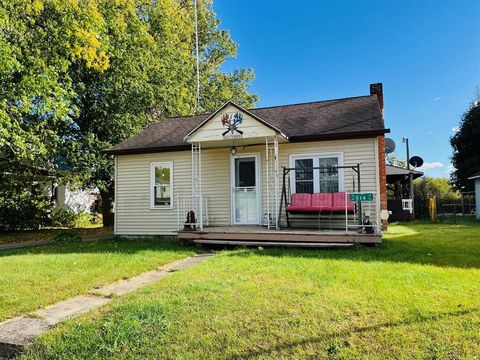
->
<box><xmin>290</xmin><ymin>193</ymin><xmax>311</xmax><ymax>207</ymax></box>
<box><xmin>287</xmin><ymin>205</ymin><xmax>316</xmax><ymax>212</ymax></box>
<box><xmin>287</xmin><ymin>193</ymin><xmax>313</xmax><ymax>212</ymax></box>
<box><xmin>331</xmin><ymin>192</ymin><xmax>355</xmax><ymax>213</ymax></box>
<box><xmin>311</xmin><ymin>193</ymin><xmax>333</xmax><ymax>209</ymax></box>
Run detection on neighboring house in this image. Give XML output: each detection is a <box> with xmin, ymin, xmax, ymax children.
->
<box><xmin>50</xmin><ymin>184</ymin><xmax>100</xmax><ymax>213</ymax></box>
<box><xmin>40</xmin><ymin>180</ymin><xmax>97</xmax><ymax>213</ymax></box>
<box><xmin>108</xmin><ymin>83</ymin><xmax>390</xmax><ymax>246</ymax></box>
<box><xmin>468</xmin><ymin>172</ymin><xmax>480</xmax><ymax>219</ymax></box>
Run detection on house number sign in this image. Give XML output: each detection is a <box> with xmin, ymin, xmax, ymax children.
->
<box><xmin>349</xmin><ymin>192</ymin><xmax>374</xmax><ymax>202</ymax></box>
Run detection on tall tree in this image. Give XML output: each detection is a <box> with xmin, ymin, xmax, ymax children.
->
<box><xmin>0</xmin><ymin>0</ymin><xmax>113</xmax><ymax>229</ymax></box>
<box><xmin>1</xmin><ymin>0</ymin><xmax>258</xmax><ymax>227</ymax></box>
<box><xmin>0</xmin><ymin>0</ymin><xmax>109</xmax><ymax>170</ymax></box>
<box><xmin>62</xmin><ymin>0</ymin><xmax>258</xmax><ymax>226</ymax></box>
<box><xmin>450</xmin><ymin>96</ymin><xmax>480</xmax><ymax>191</ymax></box>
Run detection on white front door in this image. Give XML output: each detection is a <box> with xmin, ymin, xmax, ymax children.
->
<box><xmin>232</xmin><ymin>154</ymin><xmax>260</xmax><ymax>224</ymax></box>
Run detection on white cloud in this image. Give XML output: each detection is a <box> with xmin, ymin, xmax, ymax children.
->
<box><xmin>452</xmin><ymin>126</ymin><xmax>460</xmax><ymax>133</ymax></box>
<box><xmin>433</xmin><ymin>96</ymin><xmax>442</xmax><ymax>102</ymax></box>
<box><xmin>419</xmin><ymin>162</ymin><xmax>444</xmax><ymax>170</ymax></box>
<box><xmin>446</xmin><ymin>164</ymin><xmax>456</xmax><ymax>173</ymax></box>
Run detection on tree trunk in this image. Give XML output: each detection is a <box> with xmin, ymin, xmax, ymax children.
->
<box><xmin>100</xmin><ymin>187</ymin><xmax>115</xmax><ymax>228</ymax></box>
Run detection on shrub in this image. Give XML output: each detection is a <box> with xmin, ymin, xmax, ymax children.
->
<box><xmin>50</xmin><ymin>208</ymin><xmax>77</xmax><ymax>227</ymax></box>
<box><xmin>52</xmin><ymin>230</ymin><xmax>81</xmax><ymax>243</ymax></box>
<box><xmin>0</xmin><ymin>179</ymin><xmax>53</xmax><ymax>231</ymax></box>
<box><xmin>74</xmin><ymin>211</ymin><xmax>102</xmax><ymax>228</ymax></box>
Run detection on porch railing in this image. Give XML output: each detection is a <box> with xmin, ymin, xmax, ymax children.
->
<box><xmin>176</xmin><ymin>194</ymin><xmax>208</xmax><ymax>231</ymax></box>
<box><xmin>344</xmin><ymin>191</ymin><xmax>381</xmax><ymax>234</ymax></box>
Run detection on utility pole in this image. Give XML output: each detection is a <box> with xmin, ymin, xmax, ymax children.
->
<box><xmin>193</xmin><ymin>0</ymin><xmax>201</xmax><ymax>113</ymax></box>
<box><xmin>403</xmin><ymin>137</ymin><xmax>414</xmax><ymax>219</ymax></box>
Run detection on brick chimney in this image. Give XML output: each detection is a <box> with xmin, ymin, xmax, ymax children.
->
<box><xmin>370</xmin><ymin>83</ymin><xmax>383</xmax><ymax>115</ymax></box>
<box><xmin>370</xmin><ymin>82</ymin><xmax>388</xmax><ymax>229</ymax></box>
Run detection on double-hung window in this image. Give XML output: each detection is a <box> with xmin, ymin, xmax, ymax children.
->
<box><xmin>294</xmin><ymin>158</ymin><xmax>314</xmax><ymax>193</ymax></box>
<box><xmin>151</xmin><ymin>162</ymin><xmax>173</xmax><ymax>209</ymax></box>
<box><xmin>291</xmin><ymin>153</ymin><xmax>343</xmax><ymax>194</ymax></box>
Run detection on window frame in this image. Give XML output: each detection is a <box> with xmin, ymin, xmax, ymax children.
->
<box><xmin>289</xmin><ymin>152</ymin><xmax>345</xmax><ymax>194</ymax></box>
<box><xmin>150</xmin><ymin>162</ymin><xmax>174</xmax><ymax>209</ymax></box>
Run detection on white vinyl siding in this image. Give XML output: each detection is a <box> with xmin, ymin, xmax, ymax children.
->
<box><xmin>115</xmin><ymin>137</ymin><xmax>380</xmax><ymax>235</ymax></box>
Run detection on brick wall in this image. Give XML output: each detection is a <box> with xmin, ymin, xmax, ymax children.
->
<box><xmin>377</xmin><ymin>135</ymin><xmax>388</xmax><ymax>229</ymax></box>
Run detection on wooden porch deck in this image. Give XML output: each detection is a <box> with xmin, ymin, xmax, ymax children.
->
<box><xmin>178</xmin><ymin>226</ymin><xmax>382</xmax><ymax>248</ymax></box>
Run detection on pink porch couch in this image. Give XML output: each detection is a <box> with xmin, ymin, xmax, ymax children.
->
<box><xmin>286</xmin><ymin>192</ymin><xmax>355</xmax><ymax>214</ymax></box>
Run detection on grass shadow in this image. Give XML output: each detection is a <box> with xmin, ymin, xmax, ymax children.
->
<box><xmin>224</xmin><ymin>223</ymin><xmax>480</xmax><ymax>269</ymax></box>
<box><xmin>228</xmin><ymin>307</ymin><xmax>480</xmax><ymax>359</ymax></box>
<box><xmin>0</xmin><ymin>237</ymin><xmax>195</xmax><ymax>258</ymax></box>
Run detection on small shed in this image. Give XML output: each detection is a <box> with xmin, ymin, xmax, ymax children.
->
<box><xmin>386</xmin><ymin>165</ymin><xmax>423</xmax><ymax>221</ymax></box>
<box><xmin>468</xmin><ymin>172</ymin><xmax>480</xmax><ymax>219</ymax></box>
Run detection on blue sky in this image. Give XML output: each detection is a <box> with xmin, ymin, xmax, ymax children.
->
<box><xmin>213</xmin><ymin>0</ymin><xmax>480</xmax><ymax>177</ymax></box>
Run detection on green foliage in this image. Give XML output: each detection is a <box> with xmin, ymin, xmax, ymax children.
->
<box><xmin>1</xmin><ymin>0</ymin><xmax>258</xmax><ymax>227</ymax></box>
<box><xmin>414</xmin><ymin>177</ymin><xmax>461</xmax><ymax>218</ymax></box>
<box><xmin>414</xmin><ymin>177</ymin><xmax>460</xmax><ymax>201</ymax></box>
<box><xmin>450</xmin><ymin>96</ymin><xmax>480</xmax><ymax>190</ymax></box>
<box><xmin>386</xmin><ymin>154</ymin><xmax>407</xmax><ymax>168</ymax></box>
<box><xmin>50</xmin><ymin>208</ymin><xmax>77</xmax><ymax>228</ymax></box>
<box><xmin>51</xmin><ymin>230</ymin><xmax>81</xmax><ymax>243</ymax></box>
<box><xmin>0</xmin><ymin>174</ymin><xmax>52</xmax><ymax>231</ymax></box>
<box><xmin>74</xmin><ymin>211</ymin><xmax>102</xmax><ymax>228</ymax></box>
<box><xmin>0</xmin><ymin>0</ymin><xmax>109</xmax><ymax>170</ymax></box>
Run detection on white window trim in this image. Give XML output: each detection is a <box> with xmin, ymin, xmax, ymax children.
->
<box><xmin>150</xmin><ymin>162</ymin><xmax>174</xmax><ymax>210</ymax></box>
<box><xmin>289</xmin><ymin>152</ymin><xmax>345</xmax><ymax>194</ymax></box>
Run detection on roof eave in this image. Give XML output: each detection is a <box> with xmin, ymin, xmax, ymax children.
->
<box><xmin>288</xmin><ymin>128</ymin><xmax>390</xmax><ymax>142</ymax></box>
<box><xmin>105</xmin><ymin>144</ymin><xmax>192</xmax><ymax>156</ymax></box>
<box><xmin>108</xmin><ymin>129</ymin><xmax>390</xmax><ymax>156</ymax></box>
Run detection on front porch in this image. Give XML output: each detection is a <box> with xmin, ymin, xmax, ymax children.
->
<box><xmin>176</xmin><ymin>101</ymin><xmax>383</xmax><ymax>248</ymax></box>
<box><xmin>178</xmin><ymin>226</ymin><xmax>381</xmax><ymax>248</ymax></box>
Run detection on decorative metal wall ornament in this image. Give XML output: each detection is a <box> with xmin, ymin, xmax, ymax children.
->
<box><xmin>221</xmin><ymin>112</ymin><xmax>244</xmax><ymax>139</ymax></box>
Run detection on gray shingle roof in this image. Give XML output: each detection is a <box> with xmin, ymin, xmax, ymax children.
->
<box><xmin>386</xmin><ymin>165</ymin><xmax>423</xmax><ymax>181</ymax></box>
<box><xmin>109</xmin><ymin>95</ymin><xmax>387</xmax><ymax>155</ymax></box>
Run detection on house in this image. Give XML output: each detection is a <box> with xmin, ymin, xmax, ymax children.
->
<box><xmin>107</xmin><ymin>83</ymin><xmax>390</xmax><ymax>246</ymax></box>
<box><xmin>468</xmin><ymin>172</ymin><xmax>480</xmax><ymax>219</ymax></box>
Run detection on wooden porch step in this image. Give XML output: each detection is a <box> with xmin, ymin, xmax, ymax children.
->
<box><xmin>178</xmin><ymin>229</ymin><xmax>381</xmax><ymax>244</ymax></box>
<box><xmin>193</xmin><ymin>239</ymin><xmax>354</xmax><ymax>248</ymax></box>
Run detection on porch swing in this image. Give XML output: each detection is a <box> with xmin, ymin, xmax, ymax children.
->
<box><xmin>278</xmin><ymin>163</ymin><xmax>371</xmax><ymax>231</ymax></box>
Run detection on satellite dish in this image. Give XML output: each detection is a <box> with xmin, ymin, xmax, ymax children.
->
<box><xmin>409</xmin><ymin>156</ymin><xmax>424</xmax><ymax>168</ymax></box>
<box><xmin>385</xmin><ymin>138</ymin><xmax>396</xmax><ymax>154</ymax></box>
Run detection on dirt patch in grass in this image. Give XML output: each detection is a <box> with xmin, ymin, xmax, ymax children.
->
<box><xmin>0</xmin><ymin>227</ymin><xmax>113</xmax><ymax>245</ymax></box>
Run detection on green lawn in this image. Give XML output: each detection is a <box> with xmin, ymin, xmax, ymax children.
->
<box><xmin>23</xmin><ymin>221</ymin><xmax>480</xmax><ymax>359</ymax></box>
<box><xmin>0</xmin><ymin>238</ymin><xmax>195</xmax><ymax>321</ymax></box>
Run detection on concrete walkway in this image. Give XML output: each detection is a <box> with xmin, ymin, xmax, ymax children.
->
<box><xmin>0</xmin><ymin>253</ymin><xmax>214</xmax><ymax>359</ymax></box>
<box><xmin>0</xmin><ymin>234</ymin><xmax>114</xmax><ymax>252</ymax></box>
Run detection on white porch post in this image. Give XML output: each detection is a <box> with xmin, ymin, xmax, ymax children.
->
<box><xmin>191</xmin><ymin>142</ymin><xmax>203</xmax><ymax>230</ymax></box>
<box><xmin>274</xmin><ymin>136</ymin><xmax>279</xmax><ymax>229</ymax></box>
<box><xmin>266</xmin><ymin>136</ymin><xmax>280</xmax><ymax>230</ymax></box>
<box><xmin>265</xmin><ymin>138</ymin><xmax>270</xmax><ymax>229</ymax></box>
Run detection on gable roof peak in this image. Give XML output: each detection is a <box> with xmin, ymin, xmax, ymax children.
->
<box><xmin>183</xmin><ymin>100</ymin><xmax>287</xmax><ymax>141</ymax></box>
